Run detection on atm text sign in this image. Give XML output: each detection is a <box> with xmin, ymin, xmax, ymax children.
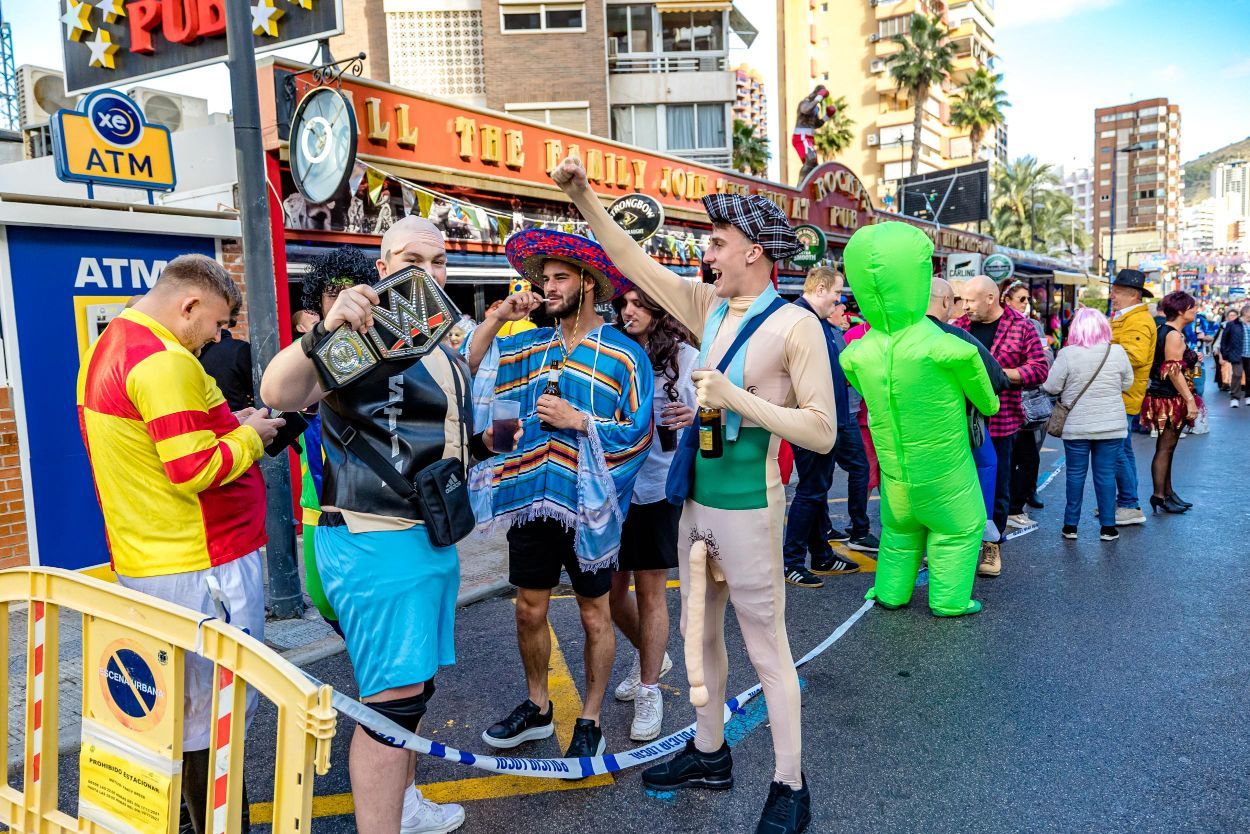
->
<box><xmin>52</xmin><ymin>90</ymin><xmax>176</xmax><ymax>195</ymax></box>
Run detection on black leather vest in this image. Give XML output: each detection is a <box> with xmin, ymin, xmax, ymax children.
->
<box><xmin>320</xmin><ymin>348</ymin><xmax>471</xmax><ymax>519</ymax></box>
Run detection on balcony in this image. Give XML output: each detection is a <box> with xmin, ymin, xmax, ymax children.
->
<box><xmin>609</xmin><ymin>54</ymin><xmax>727</xmax><ymax>73</ymax></box>
<box><xmin>671</xmin><ymin>148</ymin><xmax>732</xmax><ymax>168</ymax></box>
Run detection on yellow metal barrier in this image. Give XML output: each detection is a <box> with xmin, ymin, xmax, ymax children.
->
<box><xmin>0</xmin><ymin>568</ymin><xmax>336</xmax><ymax>834</ymax></box>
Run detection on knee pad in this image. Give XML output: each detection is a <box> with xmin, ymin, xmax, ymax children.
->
<box><xmin>361</xmin><ymin>683</ymin><xmax>434</xmax><ymax>747</ymax></box>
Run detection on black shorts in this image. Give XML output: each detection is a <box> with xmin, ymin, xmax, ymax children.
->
<box><xmin>507</xmin><ymin>518</ymin><xmax>614</xmax><ymax>598</ymax></box>
<box><xmin>618</xmin><ymin>499</ymin><xmax>681</xmax><ymax>572</ymax></box>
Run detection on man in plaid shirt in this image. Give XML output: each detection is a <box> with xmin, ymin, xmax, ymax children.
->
<box><xmin>956</xmin><ymin>274</ymin><xmax>1049</xmax><ymax>577</ymax></box>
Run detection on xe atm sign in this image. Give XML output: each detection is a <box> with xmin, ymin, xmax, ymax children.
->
<box><xmin>52</xmin><ymin>90</ymin><xmax>175</xmax><ymax>201</ymax></box>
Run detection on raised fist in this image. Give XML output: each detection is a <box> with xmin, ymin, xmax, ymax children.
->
<box><xmin>551</xmin><ymin>156</ymin><xmax>589</xmax><ymax>192</ymax></box>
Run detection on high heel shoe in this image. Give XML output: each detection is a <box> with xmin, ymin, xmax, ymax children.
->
<box><xmin>1167</xmin><ymin>492</ymin><xmax>1193</xmax><ymax>508</ymax></box>
<box><xmin>1150</xmin><ymin>495</ymin><xmax>1188</xmax><ymax>514</ymax></box>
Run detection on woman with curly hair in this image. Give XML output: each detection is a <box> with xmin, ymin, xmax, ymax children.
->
<box><xmin>608</xmin><ymin>286</ymin><xmax>697</xmax><ymax>742</ymax></box>
<box><xmin>1140</xmin><ymin>291</ymin><xmax>1203</xmax><ymax>514</ymax></box>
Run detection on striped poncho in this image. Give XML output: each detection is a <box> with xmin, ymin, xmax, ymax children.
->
<box><xmin>468</xmin><ymin>324</ymin><xmax>653</xmax><ymax>572</ymax></box>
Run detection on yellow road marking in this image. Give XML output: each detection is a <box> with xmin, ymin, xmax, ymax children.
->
<box><xmin>828</xmin><ymin>495</ymin><xmax>881</xmax><ymax>503</ymax></box>
<box><xmin>832</xmin><ymin>543</ymin><xmax>877</xmax><ymax>573</ymax></box>
<box><xmin>553</xmin><ymin>577</ymin><xmax>680</xmax><ymax>600</ymax></box>
<box><xmin>251</xmin><ymin>618</ymin><xmax>613</xmax><ymax>822</ymax></box>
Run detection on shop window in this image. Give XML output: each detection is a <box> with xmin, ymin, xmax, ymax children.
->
<box><xmin>660</xmin><ymin>10</ymin><xmax>723</xmax><ymax>52</ymax></box>
<box><xmin>501</xmin><ymin>3</ymin><xmax>585</xmax><ymax>32</ymax></box>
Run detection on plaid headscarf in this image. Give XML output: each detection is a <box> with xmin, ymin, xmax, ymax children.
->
<box><xmin>702</xmin><ymin>194</ymin><xmax>803</xmax><ymax>262</ymax></box>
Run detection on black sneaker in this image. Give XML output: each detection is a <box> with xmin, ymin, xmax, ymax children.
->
<box><xmin>847</xmin><ymin>533</ymin><xmax>880</xmax><ymax>553</ymax></box>
<box><xmin>755</xmin><ymin>775</ymin><xmax>812</xmax><ymax>833</ymax></box>
<box><xmin>784</xmin><ymin>567</ymin><xmax>823</xmax><ymax>588</ymax></box>
<box><xmin>481</xmin><ymin>699</ymin><xmax>554</xmax><ymax>749</ymax></box>
<box><xmin>564</xmin><ymin>718</ymin><xmax>605</xmax><ymax>758</ymax></box>
<box><xmin>827</xmin><ymin>527</ymin><xmax>851</xmax><ymax>543</ymax></box>
<box><xmin>1099</xmin><ymin>525</ymin><xmax>1120</xmax><ymax>541</ymax></box>
<box><xmin>810</xmin><ymin>556</ymin><xmax>859</xmax><ymax>575</ymax></box>
<box><xmin>641</xmin><ymin>739</ymin><xmax>734</xmax><ymax>791</ymax></box>
<box><xmin>1026</xmin><ymin>495</ymin><xmax>1045</xmax><ymax>510</ymax></box>
<box><xmin>1061</xmin><ymin>524</ymin><xmax>1078</xmax><ymax>540</ymax></box>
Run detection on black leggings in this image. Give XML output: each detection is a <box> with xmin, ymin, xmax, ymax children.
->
<box><xmin>1151</xmin><ymin>423</ymin><xmax>1182</xmax><ymax>499</ymax></box>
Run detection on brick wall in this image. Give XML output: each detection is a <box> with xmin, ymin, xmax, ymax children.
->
<box><xmin>0</xmin><ymin>388</ymin><xmax>29</xmax><ymax>569</ymax></box>
<box><xmin>332</xmin><ymin>0</ymin><xmax>391</xmax><ymax>83</ymax></box>
<box><xmin>481</xmin><ymin>0</ymin><xmax>610</xmax><ymax>137</ymax></box>
<box><xmin>220</xmin><ymin>239</ymin><xmax>250</xmax><ymax>341</ymax></box>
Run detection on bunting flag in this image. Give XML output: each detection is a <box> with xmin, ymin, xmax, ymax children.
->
<box><xmin>487</xmin><ymin>215</ymin><xmax>500</xmax><ymax>241</ymax></box>
<box><xmin>472</xmin><ymin>207</ymin><xmax>489</xmax><ymax>231</ymax></box>
<box><xmin>496</xmin><ymin>215</ymin><xmax>511</xmax><ymax>241</ymax></box>
<box><xmin>401</xmin><ymin>184</ymin><xmax>415</xmax><ymax>215</ymax></box>
<box><xmin>417</xmin><ymin>191</ymin><xmax>434</xmax><ymax>219</ymax></box>
<box><xmin>349</xmin><ymin>161</ymin><xmax>367</xmax><ymax>195</ymax></box>
<box><xmin>366</xmin><ymin>168</ymin><xmax>388</xmax><ymax>205</ymax></box>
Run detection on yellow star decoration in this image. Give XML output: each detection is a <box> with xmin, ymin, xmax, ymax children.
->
<box><xmin>60</xmin><ymin>0</ymin><xmax>93</xmax><ymax>42</ymax></box>
<box><xmin>287</xmin><ymin>0</ymin><xmax>314</xmax><ymax>9</ymax></box>
<box><xmin>86</xmin><ymin>28</ymin><xmax>120</xmax><ymax>70</ymax></box>
<box><xmin>251</xmin><ymin>0</ymin><xmax>286</xmax><ymax>37</ymax></box>
<box><xmin>94</xmin><ymin>0</ymin><xmax>126</xmax><ymax>24</ymax></box>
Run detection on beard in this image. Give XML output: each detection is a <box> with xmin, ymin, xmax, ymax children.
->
<box><xmin>546</xmin><ymin>290</ymin><xmax>583</xmax><ymax>320</ymax></box>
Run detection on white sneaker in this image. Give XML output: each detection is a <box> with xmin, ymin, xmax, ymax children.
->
<box><xmin>614</xmin><ymin>651</ymin><xmax>673</xmax><ymax>701</ymax></box>
<box><xmin>400</xmin><ymin>785</ymin><xmax>465</xmax><ymax>834</ymax></box>
<box><xmin>1114</xmin><ymin>506</ymin><xmax>1147</xmax><ymax>526</ymax></box>
<box><xmin>630</xmin><ymin>684</ymin><xmax>664</xmax><ymax>741</ymax></box>
<box><xmin>1232</xmin><ymin>399</ymin><xmax>1240</xmax><ymax>408</ymax></box>
<box><xmin>1005</xmin><ymin>513</ymin><xmax>1035</xmax><ymax>529</ymax></box>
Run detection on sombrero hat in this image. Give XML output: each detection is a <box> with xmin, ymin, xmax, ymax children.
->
<box><xmin>505</xmin><ymin>229</ymin><xmax>631</xmax><ymax>303</ymax></box>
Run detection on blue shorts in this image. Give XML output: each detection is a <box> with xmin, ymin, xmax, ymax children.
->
<box><xmin>315</xmin><ymin>519</ymin><xmax>459</xmax><ymax>698</ymax></box>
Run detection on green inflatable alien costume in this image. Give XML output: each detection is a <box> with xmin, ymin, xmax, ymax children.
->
<box><xmin>839</xmin><ymin>222</ymin><xmax>1000</xmax><ymax>616</ymax></box>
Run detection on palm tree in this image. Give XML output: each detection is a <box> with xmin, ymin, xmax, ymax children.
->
<box><xmin>950</xmin><ymin>68</ymin><xmax>1009</xmax><ymax>161</ymax></box>
<box><xmin>732</xmin><ymin>118</ymin><xmax>770</xmax><ymax>176</ymax></box>
<box><xmin>990</xmin><ymin>156</ymin><xmax>1089</xmax><ymax>255</ymax></box>
<box><xmin>885</xmin><ymin>13</ymin><xmax>956</xmax><ymax>176</ymax></box>
<box><xmin>813</xmin><ymin>96</ymin><xmax>854</xmax><ymax>162</ymax></box>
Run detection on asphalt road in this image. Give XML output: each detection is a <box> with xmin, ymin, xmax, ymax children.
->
<box><xmin>53</xmin><ymin>376</ymin><xmax>1250</xmax><ymax>833</ymax></box>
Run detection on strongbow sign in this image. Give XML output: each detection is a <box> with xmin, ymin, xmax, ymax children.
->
<box><xmin>609</xmin><ymin>194</ymin><xmax>665</xmax><ymax>243</ymax></box>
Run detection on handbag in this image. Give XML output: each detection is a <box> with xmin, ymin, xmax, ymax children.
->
<box><xmin>340</xmin><ymin>351</ymin><xmax>476</xmax><ymax>548</ymax></box>
<box><xmin>968</xmin><ymin>407</ymin><xmax>986</xmax><ymax>448</ymax></box>
<box><xmin>665</xmin><ymin>296</ymin><xmax>788</xmax><ymax>506</ymax></box>
<box><xmin>1047</xmin><ymin>344</ymin><xmax>1111</xmax><ymax>439</ymax></box>
<box><xmin>1020</xmin><ymin>385</ymin><xmax>1054</xmax><ymax>426</ymax></box>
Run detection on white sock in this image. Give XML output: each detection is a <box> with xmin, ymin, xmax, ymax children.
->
<box><xmin>636</xmin><ymin>683</ymin><xmax>660</xmax><ymax>695</ymax></box>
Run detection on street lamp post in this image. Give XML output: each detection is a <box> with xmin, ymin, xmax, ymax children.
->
<box><xmin>1106</xmin><ymin>140</ymin><xmax>1156</xmax><ymax>314</ymax></box>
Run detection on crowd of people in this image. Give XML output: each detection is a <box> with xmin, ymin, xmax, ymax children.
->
<box><xmin>74</xmin><ymin>151</ymin><xmax>1233</xmax><ymax>834</ymax></box>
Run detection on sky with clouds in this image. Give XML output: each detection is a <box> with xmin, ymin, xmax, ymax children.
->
<box><xmin>9</xmin><ymin>0</ymin><xmax>1249</xmax><ymax>180</ymax></box>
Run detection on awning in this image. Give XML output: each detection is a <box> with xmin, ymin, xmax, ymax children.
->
<box><xmin>1053</xmin><ymin>270</ymin><xmax>1102</xmax><ymax>287</ymax></box>
<box><xmin>656</xmin><ymin>0</ymin><xmax>731</xmax><ymax>11</ymax></box>
<box><xmin>728</xmin><ymin>5</ymin><xmax>759</xmax><ymax>47</ymax></box>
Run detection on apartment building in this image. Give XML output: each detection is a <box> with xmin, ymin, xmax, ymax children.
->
<box><xmin>776</xmin><ymin>0</ymin><xmax>1000</xmax><ymax>192</ymax></box>
<box><xmin>1211</xmin><ymin>159</ymin><xmax>1249</xmax><ymax>218</ymax></box>
<box><xmin>1058</xmin><ymin>164</ymin><xmax>1094</xmax><ymax>267</ymax></box>
<box><xmin>734</xmin><ymin>64</ymin><xmax>768</xmax><ymax>138</ymax></box>
<box><xmin>333</xmin><ymin>0</ymin><xmax>751</xmax><ymax>168</ymax></box>
<box><xmin>1091</xmin><ymin>98</ymin><xmax>1181</xmax><ymax>267</ymax></box>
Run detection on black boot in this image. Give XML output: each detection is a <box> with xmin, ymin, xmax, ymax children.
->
<box><xmin>641</xmin><ymin>739</ymin><xmax>733</xmax><ymax>791</ymax></box>
<box><xmin>755</xmin><ymin>775</ymin><xmax>812</xmax><ymax>834</ymax></box>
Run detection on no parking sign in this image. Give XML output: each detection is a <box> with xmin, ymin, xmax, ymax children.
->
<box><xmin>79</xmin><ymin>617</ymin><xmax>181</xmax><ymax>834</ymax></box>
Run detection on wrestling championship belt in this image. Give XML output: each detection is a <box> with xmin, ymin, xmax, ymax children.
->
<box><xmin>312</xmin><ymin>266</ymin><xmax>462</xmax><ymax>389</ymax></box>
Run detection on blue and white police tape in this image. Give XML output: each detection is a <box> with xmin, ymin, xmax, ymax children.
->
<box><xmin>307</xmin><ymin>598</ymin><xmax>876</xmax><ymax>780</ymax></box>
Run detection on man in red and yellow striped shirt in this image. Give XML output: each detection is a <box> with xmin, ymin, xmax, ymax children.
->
<box><xmin>77</xmin><ymin>253</ymin><xmax>284</xmax><ymax>832</ymax></box>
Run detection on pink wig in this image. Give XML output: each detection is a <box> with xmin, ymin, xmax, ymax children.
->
<box><xmin>1066</xmin><ymin>306</ymin><xmax>1112</xmax><ymax>348</ymax></box>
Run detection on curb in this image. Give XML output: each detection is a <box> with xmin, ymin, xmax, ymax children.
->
<box><xmin>276</xmin><ymin>577</ymin><xmax>514</xmax><ymax>668</ymax></box>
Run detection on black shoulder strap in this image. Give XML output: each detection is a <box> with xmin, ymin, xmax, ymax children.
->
<box><xmin>712</xmin><ymin>296</ymin><xmax>788</xmax><ymax>373</ymax></box>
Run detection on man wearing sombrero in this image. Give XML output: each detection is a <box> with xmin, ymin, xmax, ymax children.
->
<box><xmin>465</xmin><ymin>228</ymin><xmax>654</xmax><ymax>760</ymax></box>
<box><xmin>552</xmin><ymin>157</ymin><xmax>835</xmax><ymax>833</ymax></box>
